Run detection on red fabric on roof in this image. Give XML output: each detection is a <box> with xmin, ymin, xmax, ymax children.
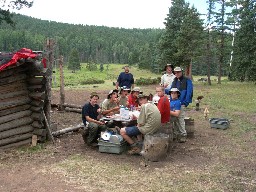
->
<box><xmin>0</xmin><ymin>48</ymin><xmax>37</xmax><ymax>71</ymax></box>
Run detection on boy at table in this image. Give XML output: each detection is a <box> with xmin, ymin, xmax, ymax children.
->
<box><xmin>118</xmin><ymin>86</ymin><xmax>130</xmax><ymax>107</ymax></box>
<box><xmin>101</xmin><ymin>89</ymin><xmax>120</xmax><ymax>116</ymax></box>
<box><xmin>120</xmin><ymin>94</ymin><xmax>161</xmax><ymax>155</ymax></box>
<box><xmin>82</xmin><ymin>92</ymin><xmax>108</xmax><ymax>147</ymax></box>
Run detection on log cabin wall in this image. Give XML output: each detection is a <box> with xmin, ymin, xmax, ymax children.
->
<box><xmin>0</xmin><ymin>60</ymin><xmax>48</xmax><ymax>149</ymax></box>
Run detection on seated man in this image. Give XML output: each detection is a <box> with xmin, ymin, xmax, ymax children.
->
<box><xmin>82</xmin><ymin>92</ymin><xmax>108</xmax><ymax>146</ymax></box>
<box><xmin>120</xmin><ymin>94</ymin><xmax>161</xmax><ymax>155</ymax></box>
<box><xmin>101</xmin><ymin>89</ymin><xmax>120</xmax><ymax>116</ymax></box>
<box><xmin>169</xmin><ymin>88</ymin><xmax>186</xmax><ymax>143</ymax></box>
<box><xmin>118</xmin><ymin>86</ymin><xmax>130</xmax><ymax>107</ymax></box>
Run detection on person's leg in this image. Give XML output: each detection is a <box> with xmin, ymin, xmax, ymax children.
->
<box><xmin>120</xmin><ymin>127</ymin><xmax>135</xmax><ymax>145</ymax></box>
<box><xmin>177</xmin><ymin>105</ymin><xmax>187</xmax><ymax>142</ymax></box>
<box><xmin>87</xmin><ymin>122</ymin><xmax>99</xmax><ymax>145</ymax></box>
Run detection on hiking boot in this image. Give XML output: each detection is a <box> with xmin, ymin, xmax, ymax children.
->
<box><xmin>87</xmin><ymin>142</ymin><xmax>98</xmax><ymax>147</ymax></box>
<box><xmin>128</xmin><ymin>146</ymin><xmax>141</xmax><ymax>155</ymax></box>
<box><xmin>178</xmin><ymin>136</ymin><xmax>187</xmax><ymax>143</ymax></box>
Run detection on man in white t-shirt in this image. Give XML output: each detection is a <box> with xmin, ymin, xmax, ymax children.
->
<box><xmin>160</xmin><ymin>64</ymin><xmax>175</xmax><ymax>94</ymax></box>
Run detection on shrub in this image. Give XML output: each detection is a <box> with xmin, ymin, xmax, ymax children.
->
<box><xmin>80</xmin><ymin>78</ymin><xmax>105</xmax><ymax>85</ymax></box>
<box><xmin>135</xmin><ymin>77</ymin><xmax>160</xmax><ymax>85</ymax></box>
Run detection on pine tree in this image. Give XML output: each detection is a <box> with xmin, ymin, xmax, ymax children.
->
<box><xmin>68</xmin><ymin>48</ymin><xmax>80</xmax><ymax>72</ymax></box>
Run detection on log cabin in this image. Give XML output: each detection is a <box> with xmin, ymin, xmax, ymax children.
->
<box><xmin>0</xmin><ymin>48</ymin><xmax>50</xmax><ymax>149</ymax></box>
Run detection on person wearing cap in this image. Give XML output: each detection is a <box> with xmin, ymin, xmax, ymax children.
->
<box><xmin>160</xmin><ymin>64</ymin><xmax>176</xmax><ymax>95</ymax></box>
<box><xmin>156</xmin><ymin>86</ymin><xmax>170</xmax><ymax>124</ymax></box>
<box><xmin>116</xmin><ymin>66</ymin><xmax>134</xmax><ymax>89</ymax></box>
<box><xmin>171</xmin><ymin>67</ymin><xmax>193</xmax><ymax>142</ymax></box>
<box><xmin>82</xmin><ymin>92</ymin><xmax>108</xmax><ymax>146</ymax></box>
<box><xmin>169</xmin><ymin>88</ymin><xmax>186</xmax><ymax>142</ymax></box>
<box><xmin>127</xmin><ymin>87</ymin><xmax>140</xmax><ymax>109</ymax></box>
<box><xmin>101</xmin><ymin>89</ymin><xmax>120</xmax><ymax>116</ymax></box>
<box><xmin>120</xmin><ymin>94</ymin><xmax>161</xmax><ymax>155</ymax></box>
<box><xmin>118</xmin><ymin>86</ymin><xmax>130</xmax><ymax>107</ymax></box>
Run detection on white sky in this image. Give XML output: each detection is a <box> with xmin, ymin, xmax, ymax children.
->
<box><xmin>13</xmin><ymin>0</ymin><xmax>207</xmax><ymax>29</ymax></box>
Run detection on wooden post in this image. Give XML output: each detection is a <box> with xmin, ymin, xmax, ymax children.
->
<box><xmin>44</xmin><ymin>38</ymin><xmax>54</xmax><ymax>135</ymax></box>
<box><xmin>59</xmin><ymin>55</ymin><xmax>65</xmax><ymax>111</ymax></box>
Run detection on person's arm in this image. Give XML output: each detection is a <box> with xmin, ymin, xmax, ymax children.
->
<box><xmin>85</xmin><ymin>116</ymin><xmax>104</xmax><ymax>125</ymax></box>
<box><xmin>170</xmin><ymin>110</ymin><xmax>180</xmax><ymax>117</ymax></box>
<box><xmin>160</xmin><ymin>75</ymin><xmax>164</xmax><ymax>86</ymax></box>
<box><xmin>116</xmin><ymin>73</ymin><xmax>122</xmax><ymax>89</ymax></box>
<box><xmin>137</xmin><ymin>105</ymin><xmax>146</xmax><ymax>126</ymax></box>
<box><xmin>131</xmin><ymin>74</ymin><xmax>134</xmax><ymax>89</ymax></box>
<box><xmin>182</xmin><ymin>79</ymin><xmax>193</xmax><ymax>107</ymax></box>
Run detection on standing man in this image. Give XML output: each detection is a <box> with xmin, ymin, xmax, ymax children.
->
<box><xmin>160</xmin><ymin>64</ymin><xmax>176</xmax><ymax>94</ymax></box>
<box><xmin>120</xmin><ymin>94</ymin><xmax>161</xmax><ymax>155</ymax></box>
<box><xmin>156</xmin><ymin>86</ymin><xmax>170</xmax><ymax>124</ymax></box>
<box><xmin>82</xmin><ymin>92</ymin><xmax>108</xmax><ymax>146</ymax></box>
<box><xmin>116</xmin><ymin>66</ymin><xmax>134</xmax><ymax>89</ymax></box>
<box><xmin>171</xmin><ymin>67</ymin><xmax>193</xmax><ymax>142</ymax></box>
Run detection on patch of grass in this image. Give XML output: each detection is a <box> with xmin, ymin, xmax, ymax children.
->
<box><xmin>17</xmin><ymin>143</ymin><xmax>46</xmax><ymax>153</ymax></box>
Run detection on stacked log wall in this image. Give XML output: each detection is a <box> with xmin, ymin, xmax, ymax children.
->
<box><xmin>0</xmin><ymin>60</ymin><xmax>48</xmax><ymax>148</ymax></box>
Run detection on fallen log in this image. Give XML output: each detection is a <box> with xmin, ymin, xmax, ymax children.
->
<box><xmin>0</xmin><ymin>125</ymin><xmax>33</xmax><ymax>140</ymax></box>
<box><xmin>0</xmin><ymin>104</ymin><xmax>30</xmax><ymax>117</ymax></box>
<box><xmin>65</xmin><ymin>107</ymin><xmax>82</xmax><ymax>113</ymax></box>
<box><xmin>0</xmin><ymin>133</ymin><xmax>32</xmax><ymax>147</ymax></box>
<box><xmin>0</xmin><ymin>110</ymin><xmax>32</xmax><ymax>125</ymax></box>
<box><xmin>0</xmin><ymin>138</ymin><xmax>31</xmax><ymax>149</ymax></box>
<box><xmin>52</xmin><ymin>123</ymin><xmax>85</xmax><ymax>137</ymax></box>
<box><xmin>0</xmin><ymin>117</ymin><xmax>33</xmax><ymax>132</ymax></box>
<box><xmin>63</xmin><ymin>103</ymin><xmax>82</xmax><ymax>109</ymax></box>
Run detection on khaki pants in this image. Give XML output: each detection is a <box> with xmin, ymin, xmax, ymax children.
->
<box><xmin>87</xmin><ymin>122</ymin><xmax>107</xmax><ymax>144</ymax></box>
<box><xmin>170</xmin><ymin>105</ymin><xmax>187</xmax><ymax>137</ymax></box>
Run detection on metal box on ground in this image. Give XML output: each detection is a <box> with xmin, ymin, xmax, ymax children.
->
<box><xmin>209</xmin><ymin>118</ymin><xmax>230</xmax><ymax>130</ymax></box>
<box><xmin>98</xmin><ymin>140</ymin><xmax>128</xmax><ymax>154</ymax></box>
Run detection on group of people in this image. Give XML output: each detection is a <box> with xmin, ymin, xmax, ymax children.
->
<box><xmin>82</xmin><ymin>64</ymin><xmax>193</xmax><ymax>155</ymax></box>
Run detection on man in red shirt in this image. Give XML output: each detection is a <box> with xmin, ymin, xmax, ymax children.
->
<box><xmin>156</xmin><ymin>86</ymin><xmax>170</xmax><ymax>123</ymax></box>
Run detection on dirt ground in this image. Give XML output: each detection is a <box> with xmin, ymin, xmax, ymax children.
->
<box><xmin>0</xmin><ymin>86</ymin><xmax>255</xmax><ymax>192</ymax></box>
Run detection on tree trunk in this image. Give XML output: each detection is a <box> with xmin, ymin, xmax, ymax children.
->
<box><xmin>0</xmin><ymin>133</ymin><xmax>32</xmax><ymax>147</ymax></box>
<box><xmin>59</xmin><ymin>55</ymin><xmax>65</xmax><ymax>111</ymax></box>
<box><xmin>0</xmin><ymin>110</ymin><xmax>32</xmax><ymax>125</ymax></box>
<box><xmin>0</xmin><ymin>138</ymin><xmax>31</xmax><ymax>149</ymax></box>
<box><xmin>0</xmin><ymin>73</ymin><xmax>27</xmax><ymax>86</ymax></box>
<box><xmin>0</xmin><ymin>104</ymin><xmax>30</xmax><ymax>117</ymax></box>
<box><xmin>0</xmin><ymin>125</ymin><xmax>33</xmax><ymax>140</ymax></box>
<box><xmin>0</xmin><ymin>96</ymin><xmax>31</xmax><ymax>111</ymax></box>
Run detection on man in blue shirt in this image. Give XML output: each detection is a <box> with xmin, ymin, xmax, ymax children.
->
<box><xmin>116</xmin><ymin>66</ymin><xmax>134</xmax><ymax>89</ymax></box>
<box><xmin>82</xmin><ymin>92</ymin><xmax>107</xmax><ymax>146</ymax></box>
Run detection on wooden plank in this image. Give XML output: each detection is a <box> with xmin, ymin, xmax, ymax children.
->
<box><xmin>0</xmin><ymin>110</ymin><xmax>32</xmax><ymax>125</ymax></box>
<box><xmin>32</xmin><ymin>128</ymin><xmax>47</xmax><ymax>137</ymax></box>
<box><xmin>30</xmin><ymin>100</ymin><xmax>44</xmax><ymax>107</ymax></box>
<box><xmin>31</xmin><ymin>135</ymin><xmax>37</xmax><ymax>146</ymax></box>
<box><xmin>0</xmin><ymin>138</ymin><xmax>31</xmax><ymax>149</ymax></box>
<box><xmin>30</xmin><ymin>106</ymin><xmax>43</xmax><ymax>112</ymax></box>
<box><xmin>0</xmin><ymin>65</ymin><xmax>27</xmax><ymax>79</ymax></box>
<box><xmin>0</xmin><ymin>133</ymin><xmax>32</xmax><ymax>147</ymax></box>
<box><xmin>0</xmin><ymin>96</ymin><xmax>31</xmax><ymax>111</ymax></box>
<box><xmin>29</xmin><ymin>92</ymin><xmax>46</xmax><ymax>100</ymax></box>
<box><xmin>31</xmin><ymin>112</ymin><xmax>44</xmax><ymax>121</ymax></box>
<box><xmin>0</xmin><ymin>117</ymin><xmax>33</xmax><ymax>132</ymax></box>
<box><xmin>0</xmin><ymin>74</ymin><xmax>27</xmax><ymax>86</ymax></box>
<box><xmin>27</xmin><ymin>84</ymin><xmax>45</xmax><ymax>92</ymax></box>
<box><xmin>0</xmin><ymin>104</ymin><xmax>30</xmax><ymax>117</ymax></box>
<box><xmin>0</xmin><ymin>125</ymin><xmax>33</xmax><ymax>140</ymax></box>
<box><xmin>43</xmin><ymin>111</ymin><xmax>55</xmax><ymax>144</ymax></box>
<box><xmin>0</xmin><ymin>90</ymin><xmax>28</xmax><ymax>100</ymax></box>
<box><xmin>31</xmin><ymin>121</ymin><xmax>44</xmax><ymax>129</ymax></box>
<box><xmin>27</xmin><ymin>77</ymin><xmax>46</xmax><ymax>85</ymax></box>
<box><xmin>0</xmin><ymin>81</ymin><xmax>27</xmax><ymax>94</ymax></box>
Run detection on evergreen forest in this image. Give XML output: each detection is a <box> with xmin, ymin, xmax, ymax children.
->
<box><xmin>0</xmin><ymin>0</ymin><xmax>255</xmax><ymax>82</ymax></box>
